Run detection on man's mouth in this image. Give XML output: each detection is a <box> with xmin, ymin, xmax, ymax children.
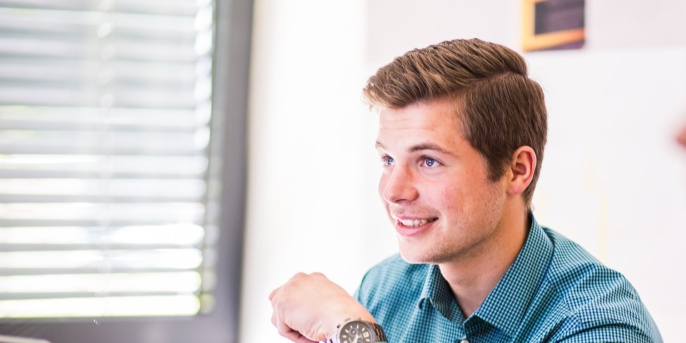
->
<box><xmin>397</xmin><ymin>217</ymin><xmax>438</xmax><ymax>228</ymax></box>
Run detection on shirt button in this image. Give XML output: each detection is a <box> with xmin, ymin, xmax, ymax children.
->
<box><xmin>459</xmin><ymin>340</ymin><xmax>469</xmax><ymax>343</ymax></box>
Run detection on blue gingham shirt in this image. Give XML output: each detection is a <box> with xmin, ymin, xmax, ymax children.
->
<box><xmin>355</xmin><ymin>217</ymin><xmax>663</xmax><ymax>342</ymax></box>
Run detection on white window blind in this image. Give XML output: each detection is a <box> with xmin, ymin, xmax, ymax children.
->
<box><xmin>0</xmin><ymin>0</ymin><xmax>220</xmax><ymax>318</ymax></box>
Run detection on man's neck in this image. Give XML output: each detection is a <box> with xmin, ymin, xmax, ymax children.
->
<box><xmin>438</xmin><ymin>204</ymin><xmax>530</xmax><ymax>318</ymax></box>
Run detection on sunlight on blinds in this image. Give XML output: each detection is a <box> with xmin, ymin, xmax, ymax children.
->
<box><xmin>0</xmin><ymin>0</ymin><xmax>220</xmax><ymax>318</ymax></box>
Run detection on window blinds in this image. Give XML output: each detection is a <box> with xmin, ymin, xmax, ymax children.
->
<box><xmin>0</xmin><ymin>0</ymin><xmax>219</xmax><ymax>318</ymax></box>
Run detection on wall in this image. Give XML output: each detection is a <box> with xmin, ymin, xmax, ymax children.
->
<box><xmin>241</xmin><ymin>1</ymin><xmax>389</xmax><ymax>342</ymax></box>
<box><xmin>242</xmin><ymin>1</ymin><xmax>686</xmax><ymax>342</ymax></box>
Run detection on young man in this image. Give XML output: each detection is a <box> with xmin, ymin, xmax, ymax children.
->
<box><xmin>269</xmin><ymin>39</ymin><xmax>662</xmax><ymax>343</ymax></box>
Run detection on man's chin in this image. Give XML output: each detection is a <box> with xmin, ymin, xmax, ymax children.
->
<box><xmin>398</xmin><ymin>249</ymin><xmax>433</xmax><ymax>265</ymax></box>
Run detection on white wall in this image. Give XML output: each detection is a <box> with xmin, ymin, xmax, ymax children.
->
<box><xmin>241</xmin><ymin>1</ymin><xmax>393</xmax><ymax>342</ymax></box>
<box><xmin>242</xmin><ymin>1</ymin><xmax>686</xmax><ymax>342</ymax></box>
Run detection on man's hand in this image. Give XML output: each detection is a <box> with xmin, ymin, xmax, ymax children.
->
<box><xmin>269</xmin><ymin>272</ymin><xmax>375</xmax><ymax>342</ymax></box>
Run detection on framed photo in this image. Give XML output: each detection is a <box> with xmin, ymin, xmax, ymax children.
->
<box><xmin>522</xmin><ymin>0</ymin><xmax>585</xmax><ymax>52</ymax></box>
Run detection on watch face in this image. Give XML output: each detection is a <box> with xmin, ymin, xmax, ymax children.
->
<box><xmin>339</xmin><ymin>321</ymin><xmax>374</xmax><ymax>343</ymax></box>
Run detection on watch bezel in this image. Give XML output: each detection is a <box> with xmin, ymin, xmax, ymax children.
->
<box><xmin>331</xmin><ymin>319</ymin><xmax>387</xmax><ymax>343</ymax></box>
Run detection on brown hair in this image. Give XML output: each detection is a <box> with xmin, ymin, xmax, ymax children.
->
<box><xmin>363</xmin><ymin>38</ymin><xmax>547</xmax><ymax>207</ymax></box>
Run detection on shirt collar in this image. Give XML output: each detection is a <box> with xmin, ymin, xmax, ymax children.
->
<box><xmin>417</xmin><ymin>215</ymin><xmax>553</xmax><ymax>330</ymax></box>
<box><xmin>472</xmin><ymin>215</ymin><xmax>553</xmax><ymax>337</ymax></box>
<box><xmin>419</xmin><ymin>264</ymin><xmax>464</xmax><ymax>322</ymax></box>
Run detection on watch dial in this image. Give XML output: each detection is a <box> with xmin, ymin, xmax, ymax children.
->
<box><xmin>339</xmin><ymin>321</ymin><xmax>373</xmax><ymax>343</ymax></box>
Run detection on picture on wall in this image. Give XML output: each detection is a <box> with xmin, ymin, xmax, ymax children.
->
<box><xmin>522</xmin><ymin>0</ymin><xmax>585</xmax><ymax>52</ymax></box>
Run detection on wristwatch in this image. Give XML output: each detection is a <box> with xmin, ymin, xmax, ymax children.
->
<box><xmin>327</xmin><ymin>318</ymin><xmax>388</xmax><ymax>343</ymax></box>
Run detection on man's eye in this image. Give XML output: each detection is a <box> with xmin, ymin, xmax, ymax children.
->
<box><xmin>422</xmin><ymin>157</ymin><xmax>440</xmax><ymax>168</ymax></box>
<box><xmin>381</xmin><ymin>155</ymin><xmax>394</xmax><ymax>166</ymax></box>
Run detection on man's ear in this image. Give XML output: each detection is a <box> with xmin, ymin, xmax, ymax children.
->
<box><xmin>507</xmin><ymin>146</ymin><xmax>536</xmax><ymax>196</ymax></box>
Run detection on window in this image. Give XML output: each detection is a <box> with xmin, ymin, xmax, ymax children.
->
<box><xmin>0</xmin><ymin>0</ymin><xmax>250</xmax><ymax>341</ymax></box>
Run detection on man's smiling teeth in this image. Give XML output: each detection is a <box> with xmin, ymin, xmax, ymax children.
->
<box><xmin>399</xmin><ymin>218</ymin><xmax>435</xmax><ymax>227</ymax></box>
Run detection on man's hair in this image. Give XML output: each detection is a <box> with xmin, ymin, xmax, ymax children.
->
<box><xmin>363</xmin><ymin>38</ymin><xmax>547</xmax><ymax>207</ymax></box>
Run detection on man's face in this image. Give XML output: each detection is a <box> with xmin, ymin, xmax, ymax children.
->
<box><xmin>376</xmin><ymin>99</ymin><xmax>508</xmax><ymax>264</ymax></box>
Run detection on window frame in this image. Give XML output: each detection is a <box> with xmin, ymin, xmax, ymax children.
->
<box><xmin>0</xmin><ymin>0</ymin><xmax>252</xmax><ymax>341</ymax></box>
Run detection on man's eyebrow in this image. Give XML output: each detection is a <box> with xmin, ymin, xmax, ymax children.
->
<box><xmin>375</xmin><ymin>141</ymin><xmax>452</xmax><ymax>155</ymax></box>
<box><xmin>409</xmin><ymin>143</ymin><xmax>451</xmax><ymax>155</ymax></box>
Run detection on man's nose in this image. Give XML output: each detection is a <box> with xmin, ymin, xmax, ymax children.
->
<box><xmin>381</xmin><ymin>165</ymin><xmax>419</xmax><ymax>203</ymax></box>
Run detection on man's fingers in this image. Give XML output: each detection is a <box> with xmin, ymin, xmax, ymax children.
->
<box><xmin>295</xmin><ymin>337</ymin><xmax>318</xmax><ymax>343</ymax></box>
<box><xmin>273</xmin><ymin>310</ymin><xmax>319</xmax><ymax>343</ymax></box>
<box><xmin>275</xmin><ymin>318</ymin><xmax>304</xmax><ymax>342</ymax></box>
<box><xmin>268</xmin><ymin>287</ymin><xmax>279</xmax><ymax>301</ymax></box>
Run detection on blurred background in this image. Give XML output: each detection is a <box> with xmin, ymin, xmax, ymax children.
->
<box><xmin>1</xmin><ymin>0</ymin><xmax>686</xmax><ymax>342</ymax></box>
